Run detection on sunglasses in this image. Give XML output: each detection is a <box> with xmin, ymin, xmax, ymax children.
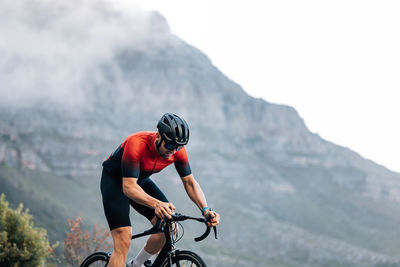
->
<box><xmin>163</xmin><ymin>142</ymin><xmax>183</xmax><ymax>151</ymax></box>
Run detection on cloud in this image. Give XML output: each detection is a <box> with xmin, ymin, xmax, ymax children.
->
<box><xmin>0</xmin><ymin>0</ymin><xmax>169</xmax><ymax>108</ymax></box>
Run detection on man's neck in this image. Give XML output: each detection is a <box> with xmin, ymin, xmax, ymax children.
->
<box><xmin>154</xmin><ymin>138</ymin><xmax>162</xmax><ymax>157</ymax></box>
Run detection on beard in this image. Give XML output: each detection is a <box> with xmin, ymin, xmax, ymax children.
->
<box><xmin>156</xmin><ymin>140</ymin><xmax>173</xmax><ymax>159</ymax></box>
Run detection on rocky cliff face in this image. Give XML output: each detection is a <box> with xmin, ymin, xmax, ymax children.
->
<box><xmin>1</xmin><ymin>1</ymin><xmax>400</xmax><ymax>266</ymax></box>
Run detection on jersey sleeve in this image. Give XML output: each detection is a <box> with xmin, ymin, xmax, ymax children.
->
<box><xmin>121</xmin><ymin>137</ymin><xmax>142</xmax><ymax>178</ymax></box>
<box><xmin>174</xmin><ymin>147</ymin><xmax>192</xmax><ymax>177</ymax></box>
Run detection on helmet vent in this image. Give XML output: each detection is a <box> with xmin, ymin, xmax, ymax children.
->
<box><xmin>175</xmin><ymin>127</ymin><xmax>180</xmax><ymax>140</ymax></box>
<box><xmin>181</xmin><ymin>125</ymin><xmax>185</xmax><ymax>140</ymax></box>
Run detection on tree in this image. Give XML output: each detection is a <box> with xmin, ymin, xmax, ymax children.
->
<box><xmin>0</xmin><ymin>193</ymin><xmax>55</xmax><ymax>267</ymax></box>
<box><xmin>64</xmin><ymin>217</ymin><xmax>112</xmax><ymax>266</ymax></box>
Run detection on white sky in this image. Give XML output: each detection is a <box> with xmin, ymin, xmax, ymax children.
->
<box><xmin>114</xmin><ymin>0</ymin><xmax>400</xmax><ymax>173</ymax></box>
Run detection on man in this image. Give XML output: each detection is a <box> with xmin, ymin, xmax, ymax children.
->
<box><xmin>100</xmin><ymin>113</ymin><xmax>220</xmax><ymax>267</ymax></box>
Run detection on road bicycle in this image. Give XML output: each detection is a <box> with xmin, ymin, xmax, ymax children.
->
<box><xmin>80</xmin><ymin>213</ymin><xmax>217</xmax><ymax>267</ymax></box>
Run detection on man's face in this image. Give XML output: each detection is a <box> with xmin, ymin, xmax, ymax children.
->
<box><xmin>155</xmin><ymin>133</ymin><xmax>181</xmax><ymax>159</ymax></box>
<box><xmin>158</xmin><ymin>140</ymin><xmax>179</xmax><ymax>159</ymax></box>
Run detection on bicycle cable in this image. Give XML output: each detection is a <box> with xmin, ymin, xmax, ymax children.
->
<box><xmin>175</xmin><ymin>221</ymin><xmax>184</xmax><ymax>243</ymax></box>
<box><xmin>171</xmin><ymin>221</ymin><xmax>184</xmax><ymax>244</ymax></box>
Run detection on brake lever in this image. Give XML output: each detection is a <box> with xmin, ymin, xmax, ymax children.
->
<box><xmin>213</xmin><ymin>226</ymin><xmax>218</xmax><ymax>239</ymax></box>
<box><xmin>194</xmin><ymin>218</ymin><xmax>218</xmax><ymax>241</ymax></box>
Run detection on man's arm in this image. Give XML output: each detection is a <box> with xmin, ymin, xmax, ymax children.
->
<box><xmin>123</xmin><ymin>177</ymin><xmax>175</xmax><ymax>219</ymax></box>
<box><xmin>181</xmin><ymin>174</ymin><xmax>207</xmax><ymax>209</ymax></box>
<box><xmin>181</xmin><ymin>174</ymin><xmax>220</xmax><ymax>227</ymax></box>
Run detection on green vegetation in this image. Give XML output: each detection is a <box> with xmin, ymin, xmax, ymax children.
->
<box><xmin>0</xmin><ymin>163</ymin><xmax>70</xmax><ymax>243</ymax></box>
<box><xmin>0</xmin><ymin>193</ymin><xmax>57</xmax><ymax>267</ymax></box>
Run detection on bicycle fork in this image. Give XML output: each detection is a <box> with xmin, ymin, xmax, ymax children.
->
<box><xmin>167</xmin><ymin>250</ymin><xmax>177</xmax><ymax>267</ymax></box>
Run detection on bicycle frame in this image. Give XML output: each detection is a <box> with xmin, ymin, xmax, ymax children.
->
<box><xmin>80</xmin><ymin>213</ymin><xmax>216</xmax><ymax>267</ymax></box>
<box><xmin>128</xmin><ymin>214</ymin><xmax>216</xmax><ymax>267</ymax></box>
<box><xmin>151</xmin><ymin>222</ymin><xmax>175</xmax><ymax>267</ymax></box>
<box><xmin>129</xmin><ymin>219</ymin><xmax>175</xmax><ymax>267</ymax></box>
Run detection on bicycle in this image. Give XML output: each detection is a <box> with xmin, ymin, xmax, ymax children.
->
<box><xmin>80</xmin><ymin>213</ymin><xmax>218</xmax><ymax>267</ymax></box>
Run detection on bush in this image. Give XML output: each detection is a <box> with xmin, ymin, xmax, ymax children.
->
<box><xmin>0</xmin><ymin>193</ymin><xmax>55</xmax><ymax>267</ymax></box>
<box><xmin>64</xmin><ymin>217</ymin><xmax>112</xmax><ymax>266</ymax></box>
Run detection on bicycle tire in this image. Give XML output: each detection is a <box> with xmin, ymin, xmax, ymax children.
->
<box><xmin>80</xmin><ymin>251</ymin><xmax>110</xmax><ymax>267</ymax></box>
<box><xmin>160</xmin><ymin>250</ymin><xmax>207</xmax><ymax>267</ymax></box>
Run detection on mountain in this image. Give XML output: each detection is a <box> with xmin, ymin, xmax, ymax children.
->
<box><xmin>1</xmin><ymin>1</ymin><xmax>400</xmax><ymax>266</ymax></box>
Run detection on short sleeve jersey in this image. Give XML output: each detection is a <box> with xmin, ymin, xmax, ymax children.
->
<box><xmin>102</xmin><ymin>131</ymin><xmax>192</xmax><ymax>179</ymax></box>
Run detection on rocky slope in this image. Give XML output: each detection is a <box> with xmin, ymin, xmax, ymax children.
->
<box><xmin>1</xmin><ymin>1</ymin><xmax>400</xmax><ymax>266</ymax></box>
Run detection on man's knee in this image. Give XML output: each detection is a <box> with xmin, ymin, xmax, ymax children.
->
<box><xmin>151</xmin><ymin>216</ymin><xmax>176</xmax><ymax>235</ymax></box>
<box><xmin>111</xmin><ymin>226</ymin><xmax>131</xmax><ymax>253</ymax></box>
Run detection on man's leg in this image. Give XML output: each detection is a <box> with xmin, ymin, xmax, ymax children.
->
<box><xmin>108</xmin><ymin>226</ymin><xmax>132</xmax><ymax>267</ymax></box>
<box><xmin>128</xmin><ymin>178</ymin><xmax>170</xmax><ymax>266</ymax></box>
<box><xmin>130</xmin><ymin>216</ymin><xmax>181</xmax><ymax>267</ymax></box>
<box><xmin>101</xmin><ymin>169</ymin><xmax>133</xmax><ymax>267</ymax></box>
<box><xmin>128</xmin><ymin>217</ymin><xmax>165</xmax><ymax>267</ymax></box>
<box><xmin>131</xmin><ymin>178</ymin><xmax>170</xmax><ymax>255</ymax></box>
<box><xmin>144</xmin><ymin>216</ymin><xmax>166</xmax><ymax>254</ymax></box>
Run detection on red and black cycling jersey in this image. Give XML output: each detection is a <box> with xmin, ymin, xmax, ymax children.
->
<box><xmin>102</xmin><ymin>131</ymin><xmax>192</xmax><ymax>179</ymax></box>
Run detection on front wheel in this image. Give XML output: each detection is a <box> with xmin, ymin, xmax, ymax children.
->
<box><xmin>80</xmin><ymin>252</ymin><xmax>110</xmax><ymax>267</ymax></box>
<box><xmin>161</xmin><ymin>250</ymin><xmax>207</xmax><ymax>267</ymax></box>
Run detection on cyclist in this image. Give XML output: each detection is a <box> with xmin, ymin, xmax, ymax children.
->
<box><xmin>100</xmin><ymin>113</ymin><xmax>220</xmax><ymax>267</ymax></box>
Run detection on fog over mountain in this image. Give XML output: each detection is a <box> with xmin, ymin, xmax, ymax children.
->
<box><xmin>1</xmin><ymin>0</ymin><xmax>169</xmax><ymax>107</ymax></box>
<box><xmin>1</xmin><ymin>1</ymin><xmax>400</xmax><ymax>266</ymax></box>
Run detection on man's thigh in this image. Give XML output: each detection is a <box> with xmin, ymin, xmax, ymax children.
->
<box><xmin>101</xmin><ymin>169</ymin><xmax>131</xmax><ymax>230</ymax></box>
<box><xmin>130</xmin><ymin>178</ymin><xmax>169</xmax><ymax>221</ymax></box>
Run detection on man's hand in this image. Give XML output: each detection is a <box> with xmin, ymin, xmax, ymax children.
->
<box><xmin>203</xmin><ymin>210</ymin><xmax>220</xmax><ymax>227</ymax></box>
<box><xmin>154</xmin><ymin>201</ymin><xmax>175</xmax><ymax>219</ymax></box>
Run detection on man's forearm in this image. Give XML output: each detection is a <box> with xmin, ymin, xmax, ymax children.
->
<box><xmin>185</xmin><ymin>178</ymin><xmax>220</xmax><ymax>226</ymax></box>
<box><xmin>123</xmin><ymin>178</ymin><xmax>159</xmax><ymax>208</ymax></box>
<box><xmin>182</xmin><ymin>175</ymin><xmax>208</xmax><ymax>210</ymax></box>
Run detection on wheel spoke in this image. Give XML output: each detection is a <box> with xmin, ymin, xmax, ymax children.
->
<box><xmin>176</xmin><ymin>259</ymin><xmax>196</xmax><ymax>267</ymax></box>
<box><xmin>161</xmin><ymin>252</ymin><xmax>205</xmax><ymax>267</ymax></box>
<box><xmin>92</xmin><ymin>261</ymin><xmax>107</xmax><ymax>267</ymax></box>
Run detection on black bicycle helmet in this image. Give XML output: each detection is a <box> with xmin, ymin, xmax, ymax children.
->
<box><xmin>157</xmin><ymin>113</ymin><xmax>190</xmax><ymax>145</ymax></box>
